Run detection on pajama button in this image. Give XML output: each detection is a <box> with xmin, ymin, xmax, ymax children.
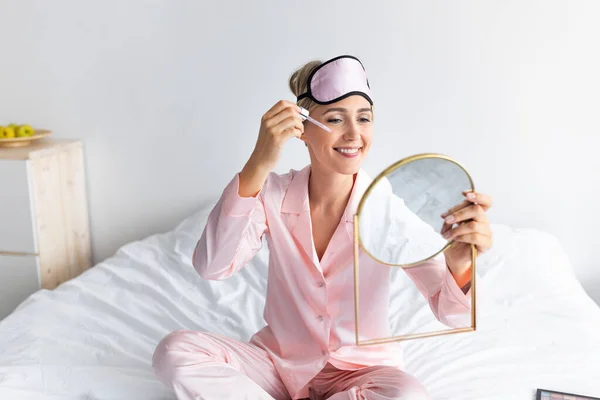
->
<box><xmin>317</xmin><ymin>281</ymin><xmax>324</xmax><ymax>287</ymax></box>
<box><xmin>322</xmin><ymin>350</ymin><xmax>327</xmax><ymax>356</ymax></box>
<box><xmin>317</xmin><ymin>315</ymin><xmax>324</xmax><ymax>321</ymax></box>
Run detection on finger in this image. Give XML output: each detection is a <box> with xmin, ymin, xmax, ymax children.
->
<box><xmin>440</xmin><ymin>218</ymin><xmax>459</xmax><ymax>236</ymax></box>
<box><xmin>442</xmin><ymin>221</ymin><xmax>491</xmax><ymax>240</ymax></box>
<box><xmin>262</xmin><ymin>100</ymin><xmax>293</xmax><ymax>121</ymax></box>
<box><xmin>441</xmin><ymin>199</ymin><xmax>471</xmax><ymax>218</ymax></box>
<box><xmin>444</xmin><ymin>203</ymin><xmax>489</xmax><ymax>225</ymax></box>
<box><xmin>462</xmin><ymin>190</ymin><xmax>493</xmax><ymax>211</ymax></box>
<box><xmin>277</xmin><ymin>116</ymin><xmax>304</xmax><ymax>138</ymax></box>
<box><xmin>441</xmin><ymin>199</ymin><xmax>471</xmax><ymax>234</ymax></box>
<box><xmin>262</xmin><ymin>100</ymin><xmax>299</xmax><ymax>122</ymax></box>
<box><xmin>285</xmin><ymin>127</ymin><xmax>303</xmax><ymax>140</ymax></box>
<box><xmin>440</xmin><ymin>221</ymin><xmax>452</xmax><ymax>236</ymax></box>
<box><xmin>452</xmin><ymin>232</ymin><xmax>493</xmax><ymax>253</ymax></box>
<box><xmin>266</xmin><ymin>106</ymin><xmax>303</xmax><ymax>129</ymax></box>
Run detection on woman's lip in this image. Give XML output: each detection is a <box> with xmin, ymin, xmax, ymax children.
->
<box><xmin>335</xmin><ymin>147</ymin><xmax>361</xmax><ymax>158</ymax></box>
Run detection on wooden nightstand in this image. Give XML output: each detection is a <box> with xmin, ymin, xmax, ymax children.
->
<box><xmin>0</xmin><ymin>139</ymin><xmax>92</xmax><ymax>319</ymax></box>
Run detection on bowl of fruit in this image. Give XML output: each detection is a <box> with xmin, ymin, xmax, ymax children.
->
<box><xmin>0</xmin><ymin>124</ymin><xmax>52</xmax><ymax>148</ymax></box>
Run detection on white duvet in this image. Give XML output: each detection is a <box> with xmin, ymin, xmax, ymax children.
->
<box><xmin>1</xmin><ymin>203</ymin><xmax>600</xmax><ymax>400</ymax></box>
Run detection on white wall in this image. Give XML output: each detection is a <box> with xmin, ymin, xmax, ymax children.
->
<box><xmin>1</xmin><ymin>1</ymin><xmax>599</xmax><ymax>301</ymax></box>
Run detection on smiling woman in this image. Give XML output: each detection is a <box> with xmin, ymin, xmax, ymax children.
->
<box><xmin>151</xmin><ymin>55</ymin><xmax>490</xmax><ymax>400</ymax></box>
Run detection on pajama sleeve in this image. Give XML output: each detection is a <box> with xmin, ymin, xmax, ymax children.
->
<box><xmin>402</xmin><ymin>255</ymin><xmax>474</xmax><ymax>328</ymax></box>
<box><xmin>386</xmin><ymin>193</ymin><xmax>474</xmax><ymax>328</ymax></box>
<box><xmin>192</xmin><ymin>173</ymin><xmax>268</xmax><ymax>281</ymax></box>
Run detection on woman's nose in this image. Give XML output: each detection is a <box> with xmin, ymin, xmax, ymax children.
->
<box><xmin>342</xmin><ymin>121</ymin><xmax>361</xmax><ymax>141</ymax></box>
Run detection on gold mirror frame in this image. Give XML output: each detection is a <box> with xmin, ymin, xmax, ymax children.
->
<box><xmin>353</xmin><ymin>153</ymin><xmax>477</xmax><ymax>346</ymax></box>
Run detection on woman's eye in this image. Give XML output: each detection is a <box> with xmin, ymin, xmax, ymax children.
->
<box><xmin>327</xmin><ymin>118</ymin><xmax>342</xmax><ymax>123</ymax></box>
<box><xmin>360</xmin><ymin>117</ymin><xmax>371</xmax><ymax>123</ymax></box>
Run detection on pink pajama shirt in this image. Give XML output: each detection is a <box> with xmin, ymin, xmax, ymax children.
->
<box><xmin>153</xmin><ymin>165</ymin><xmax>472</xmax><ymax>399</ymax></box>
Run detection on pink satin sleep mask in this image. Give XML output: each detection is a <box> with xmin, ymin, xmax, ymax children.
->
<box><xmin>296</xmin><ymin>55</ymin><xmax>373</xmax><ymax>105</ymax></box>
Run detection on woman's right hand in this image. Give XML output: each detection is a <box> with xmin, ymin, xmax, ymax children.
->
<box><xmin>251</xmin><ymin>100</ymin><xmax>305</xmax><ymax>171</ymax></box>
<box><xmin>239</xmin><ymin>100</ymin><xmax>304</xmax><ymax>197</ymax></box>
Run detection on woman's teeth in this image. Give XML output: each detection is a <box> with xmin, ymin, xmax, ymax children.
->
<box><xmin>336</xmin><ymin>148</ymin><xmax>360</xmax><ymax>154</ymax></box>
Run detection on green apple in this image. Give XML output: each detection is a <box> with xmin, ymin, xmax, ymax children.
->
<box><xmin>16</xmin><ymin>125</ymin><xmax>34</xmax><ymax>137</ymax></box>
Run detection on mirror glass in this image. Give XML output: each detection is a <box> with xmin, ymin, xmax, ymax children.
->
<box><xmin>355</xmin><ymin>155</ymin><xmax>475</xmax><ymax>344</ymax></box>
<box><xmin>358</xmin><ymin>156</ymin><xmax>473</xmax><ymax>266</ymax></box>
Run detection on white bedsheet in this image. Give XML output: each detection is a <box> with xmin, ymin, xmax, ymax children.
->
<box><xmin>1</xmin><ymin>203</ymin><xmax>600</xmax><ymax>399</ymax></box>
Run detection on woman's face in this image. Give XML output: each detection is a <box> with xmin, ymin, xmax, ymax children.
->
<box><xmin>301</xmin><ymin>95</ymin><xmax>374</xmax><ymax>176</ymax></box>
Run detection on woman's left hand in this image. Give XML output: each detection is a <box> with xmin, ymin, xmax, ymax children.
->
<box><xmin>441</xmin><ymin>191</ymin><xmax>494</xmax><ymax>279</ymax></box>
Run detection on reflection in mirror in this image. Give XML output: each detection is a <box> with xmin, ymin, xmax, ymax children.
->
<box><xmin>387</xmin><ymin>157</ymin><xmax>473</xmax><ymax>238</ymax></box>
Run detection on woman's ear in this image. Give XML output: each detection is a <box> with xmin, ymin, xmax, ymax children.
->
<box><xmin>298</xmin><ymin>131</ymin><xmax>308</xmax><ymax>147</ymax></box>
<box><xmin>301</xmin><ymin>134</ymin><xmax>308</xmax><ymax>147</ymax></box>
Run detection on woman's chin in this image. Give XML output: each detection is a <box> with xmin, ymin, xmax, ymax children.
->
<box><xmin>331</xmin><ymin>160</ymin><xmax>363</xmax><ymax>175</ymax></box>
<box><xmin>312</xmin><ymin>151</ymin><xmax>365</xmax><ymax>175</ymax></box>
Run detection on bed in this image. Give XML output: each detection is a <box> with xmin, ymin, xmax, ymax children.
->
<box><xmin>1</xmin><ymin>201</ymin><xmax>600</xmax><ymax>400</ymax></box>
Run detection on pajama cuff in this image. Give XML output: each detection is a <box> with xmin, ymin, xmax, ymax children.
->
<box><xmin>444</xmin><ymin>269</ymin><xmax>472</xmax><ymax>309</ymax></box>
<box><xmin>221</xmin><ymin>173</ymin><xmax>264</xmax><ymax>217</ymax></box>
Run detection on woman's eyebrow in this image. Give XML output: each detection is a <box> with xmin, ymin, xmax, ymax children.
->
<box><xmin>322</xmin><ymin>107</ymin><xmax>347</xmax><ymax>115</ymax></box>
<box><xmin>321</xmin><ymin>107</ymin><xmax>373</xmax><ymax>115</ymax></box>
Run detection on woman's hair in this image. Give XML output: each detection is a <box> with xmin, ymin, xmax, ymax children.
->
<box><xmin>288</xmin><ymin>60</ymin><xmax>322</xmax><ymax>112</ymax></box>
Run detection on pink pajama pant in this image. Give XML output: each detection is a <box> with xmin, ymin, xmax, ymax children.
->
<box><xmin>152</xmin><ymin>330</ymin><xmax>431</xmax><ymax>400</ymax></box>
